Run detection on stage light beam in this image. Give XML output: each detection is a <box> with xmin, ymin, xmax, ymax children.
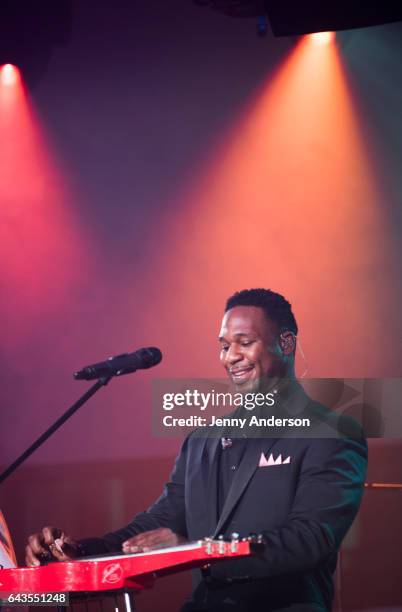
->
<box><xmin>309</xmin><ymin>31</ymin><xmax>335</xmax><ymax>45</ymax></box>
<box><xmin>134</xmin><ymin>31</ymin><xmax>396</xmax><ymax>377</ymax></box>
<box><xmin>0</xmin><ymin>64</ymin><xmax>20</xmax><ymax>86</ymax></box>
<box><xmin>0</xmin><ymin>58</ymin><xmax>91</xmax><ymax>349</ymax></box>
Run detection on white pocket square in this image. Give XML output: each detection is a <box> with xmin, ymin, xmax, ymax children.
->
<box><xmin>259</xmin><ymin>452</ymin><xmax>291</xmax><ymax>467</ymax></box>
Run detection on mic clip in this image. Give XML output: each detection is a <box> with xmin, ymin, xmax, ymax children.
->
<box><xmin>221</xmin><ymin>437</ymin><xmax>233</xmax><ymax>450</ymax></box>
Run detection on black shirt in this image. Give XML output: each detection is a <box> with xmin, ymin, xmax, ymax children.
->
<box><xmin>217</xmin><ymin>436</ymin><xmax>248</xmax><ymax>516</ymax></box>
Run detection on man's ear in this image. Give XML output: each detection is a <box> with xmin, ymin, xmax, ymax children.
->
<box><xmin>279</xmin><ymin>330</ymin><xmax>296</xmax><ymax>356</ymax></box>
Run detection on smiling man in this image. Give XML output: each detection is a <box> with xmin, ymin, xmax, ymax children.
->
<box><xmin>219</xmin><ymin>291</ymin><xmax>297</xmax><ymax>392</ymax></box>
<box><xmin>26</xmin><ymin>289</ymin><xmax>367</xmax><ymax>612</ymax></box>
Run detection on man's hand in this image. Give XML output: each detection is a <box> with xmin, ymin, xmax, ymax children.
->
<box><xmin>25</xmin><ymin>526</ymin><xmax>81</xmax><ymax>566</ymax></box>
<box><xmin>122</xmin><ymin>528</ymin><xmax>187</xmax><ymax>554</ymax></box>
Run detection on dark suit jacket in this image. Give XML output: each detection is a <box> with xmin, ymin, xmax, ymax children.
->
<box><xmin>81</xmin><ymin>385</ymin><xmax>367</xmax><ymax>611</ymax></box>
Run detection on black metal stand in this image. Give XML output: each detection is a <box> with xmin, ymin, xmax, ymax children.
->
<box><xmin>122</xmin><ymin>590</ymin><xmax>136</xmax><ymax>612</ymax></box>
<box><xmin>67</xmin><ymin>589</ymin><xmax>136</xmax><ymax>612</ymax></box>
<box><xmin>0</xmin><ymin>376</ymin><xmax>112</xmax><ymax>484</ymax></box>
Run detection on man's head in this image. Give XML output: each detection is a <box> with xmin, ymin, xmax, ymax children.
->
<box><xmin>219</xmin><ymin>288</ymin><xmax>298</xmax><ymax>392</ymax></box>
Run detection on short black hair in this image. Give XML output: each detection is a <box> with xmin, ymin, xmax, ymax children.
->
<box><xmin>225</xmin><ymin>288</ymin><xmax>298</xmax><ymax>335</ymax></box>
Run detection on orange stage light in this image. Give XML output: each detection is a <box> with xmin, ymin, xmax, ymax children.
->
<box><xmin>135</xmin><ymin>35</ymin><xmax>396</xmax><ymax>377</ymax></box>
<box><xmin>309</xmin><ymin>31</ymin><xmax>335</xmax><ymax>45</ymax></box>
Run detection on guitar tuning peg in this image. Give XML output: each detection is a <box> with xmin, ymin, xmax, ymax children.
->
<box><xmin>217</xmin><ymin>535</ymin><xmax>225</xmax><ymax>555</ymax></box>
<box><xmin>202</xmin><ymin>537</ymin><xmax>213</xmax><ymax>555</ymax></box>
<box><xmin>230</xmin><ymin>532</ymin><xmax>239</xmax><ymax>553</ymax></box>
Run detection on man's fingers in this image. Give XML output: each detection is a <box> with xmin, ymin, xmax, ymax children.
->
<box><xmin>122</xmin><ymin>538</ymin><xmax>141</xmax><ymax>553</ymax></box>
<box><xmin>47</xmin><ymin>541</ymin><xmax>65</xmax><ymax>561</ymax></box>
<box><xmin>49</xmin><ymin>538</ymin><xmax>79</xmax><ymax>561</ymax></box>
<box><xmin>122</xmin><ymin>532</ymin><xmax>161</xmax><ymax>550</ymax></box>
<box><xmin>127</xmin><ymin>528</ymin><xmax>172</xmax><ymax>546</ymax></box>
<box><xmin>27</xmin><ymin>533</ymin><xmax>48</xmax><ymax>556</ymax></box>
<box><xmin>25</xmin><ymin>527</ymin><xmax>79</xmax><ymax>566</ymax></box>
<box><xmin>25</xmin><ymin>544</ymin><xmax>41</xmax><ymax>567</ymax></box>
<box><xmin>122</xmin><ymin>528</ymin><xmax>177</xmax><ymax>553</ymax></box>
<box><xmin>42</xmin><ymin>526</ymin><xmax>62</xmax><ymax>547</ymax></box>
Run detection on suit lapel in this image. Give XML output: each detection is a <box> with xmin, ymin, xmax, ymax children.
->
<box><xmin>213</xmin><ymin>437</ymin><xmax>278</xmax><ymax>537</ymax></box>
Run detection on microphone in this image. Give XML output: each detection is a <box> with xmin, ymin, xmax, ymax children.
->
<box><xmin>74</xmin><ymin>347</ymin><xmax>162</xmax><ymax>380</ymax></box>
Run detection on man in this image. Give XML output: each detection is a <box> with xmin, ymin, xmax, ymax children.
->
<box><xmin>26</xmin><ymin>289</ymin><xmax>367</xmax><ymax>611</ymax></box>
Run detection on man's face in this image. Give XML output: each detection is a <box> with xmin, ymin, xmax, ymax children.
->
<box><xmin>219</xmin><ymin>305</ymin><xmax>283</xmax><ymax>392</ymax></box>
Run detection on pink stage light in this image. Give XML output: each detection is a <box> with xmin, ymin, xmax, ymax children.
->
<box><xmin>0</xmin><ymin>64</ymin><xmax>20</xmax><ymax>86</ymax></box>
<box><xmin>0</xmin><ymin>57</ymin><xmax>90</xmax><ymax>348</ymax></box>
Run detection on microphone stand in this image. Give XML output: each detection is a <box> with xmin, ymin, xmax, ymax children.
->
<box><xmin>0</xmin><ymin>375</ymin><xmax>112</xmax><ymax>484</ymax></box>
